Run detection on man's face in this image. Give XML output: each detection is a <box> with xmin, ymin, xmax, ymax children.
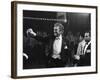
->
<box><xmin>54</xmin><ymin>26</ymin><xmax>61</xmax><ymax>37</ymax></box>
<box><xmin>84</xmin><ymin>32</ymin><xmax>90</xmax><ymax>42</ymax></box>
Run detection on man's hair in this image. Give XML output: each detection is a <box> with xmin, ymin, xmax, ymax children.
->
<box><xmin>54</xmin><ymin>23</ymin><xmax>64</xmax><ymax>34</ymax></box>
<box><xmin>79</xmin><ymin>32</ymin><xmax>84</xmax><ymax>38</ymax></box>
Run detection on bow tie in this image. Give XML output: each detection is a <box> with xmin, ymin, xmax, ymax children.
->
<box><xmin>55</xmin><ymin>37</ymin><xmax>60</xmax><ymax>40</ymax></box>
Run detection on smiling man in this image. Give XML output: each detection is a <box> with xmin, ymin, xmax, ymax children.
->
<box><xmin>26</xmin><ymin>23</ymin><xmax>68</xmax><ymax>68</ymax></box>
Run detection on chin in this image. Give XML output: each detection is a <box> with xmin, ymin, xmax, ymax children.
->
<box><xmin>54</xmin><ymin>34</ymin><xmax>57</xmax><ymax>36</ymax></box>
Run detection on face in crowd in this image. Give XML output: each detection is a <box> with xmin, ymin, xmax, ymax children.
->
<box><xmin>84</xmin><ymin>32</ymin><xmax>91</xmax><ymax>42</ymax></box>
<box><xmin>53</xmin><ymin>23</ymin><xmax>64</xmax><ymax>37</ymax></box>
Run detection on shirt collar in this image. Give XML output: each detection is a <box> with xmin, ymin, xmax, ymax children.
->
<box><xmin>55</xmin><ymin>35</ymin><xmax>62</xmax><ymax>40</ymax></box>
<box><xmin>85</xmin><ymin>40</ymin><xmax>91</xmax><ymax>45</ymax></box>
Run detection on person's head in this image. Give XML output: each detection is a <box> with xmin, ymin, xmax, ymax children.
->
<box><xmin>84</xmin><ymin>31</ymin><xmax>91</xmax><ymax>42</ymax></box>
<box><xmin>79</xmin><ymin>33</ymin><xmax>84</xmax><ymax>42</ymax></box>
<box><xmin>53</xmin><ymin>23</ymin><xmax>64</xmax><ymax>37</ymax></box>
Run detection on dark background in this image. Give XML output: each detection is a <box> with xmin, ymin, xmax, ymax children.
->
<box><xmin>23</xmin><ymin>10</ymin><xmax>90</xmax><ymax>36</ymax></box>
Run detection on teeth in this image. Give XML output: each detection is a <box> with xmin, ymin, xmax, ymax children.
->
<box><xmin>23</xmin><ymin>17</ymin><xmax>65</xmax><ymax>22</ymax></box>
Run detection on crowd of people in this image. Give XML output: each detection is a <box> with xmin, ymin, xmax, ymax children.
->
<box><xmin>23</xmin><ymin>22</ymin><xmax>91</xmax><ymax>69</ymax></box>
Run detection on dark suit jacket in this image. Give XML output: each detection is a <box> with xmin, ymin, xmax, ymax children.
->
<box><xmin>34</xmin><ymin>34</ymin><xmax>68</xmax><ymax>63</ymax></box>
<box><xmin>85</xmin><ymin>42</ymin><xmax>91</xmax><ymax>54</ymax></box>
<box><xmin>79</xmin><ymin>42</ymin><xmax>91</xmax><ymax>66</ymax></box>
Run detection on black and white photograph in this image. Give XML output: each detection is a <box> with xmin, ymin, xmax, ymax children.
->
<box><xmin>23</xmin><ymin>10</ymin><xmax>91</xmax><ymax>69</ymax></box>
<box><xmin>11</xmin><ymin>1</ymin><xmax>97</xmax><ymax>78</ymax></box>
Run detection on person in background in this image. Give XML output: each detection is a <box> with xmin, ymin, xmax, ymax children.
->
<box><xmin>74</xmin><ymin>31</ymin><xmax>91</xmax><ymax>66</ymax></box>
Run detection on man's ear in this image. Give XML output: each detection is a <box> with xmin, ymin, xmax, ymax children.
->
<box><xmin>60</xmin><ymin>30</ymin><xmax>64</xmax><ymax>34</ymax></box>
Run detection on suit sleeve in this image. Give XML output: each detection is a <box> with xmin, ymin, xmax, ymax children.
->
<box><xmin>33</xmin><ymin>34</ymin><xmax>50</xmax><ymax>43</ymax></box>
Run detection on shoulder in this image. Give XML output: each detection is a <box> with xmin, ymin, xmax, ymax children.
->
<box><xmin>81</xmin><ymin>40</ymin><xmax>86</xmax><ymax>45</ymax></box>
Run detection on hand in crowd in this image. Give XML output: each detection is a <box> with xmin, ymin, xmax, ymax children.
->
<box><xmin>74</xmin><ymin>55</ymin><xmax>80</xmax><ymax>60</ymax></box>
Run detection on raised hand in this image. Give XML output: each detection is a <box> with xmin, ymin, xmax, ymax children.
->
<box><xmin>26</xmin><ymin>28</ymin><xmax>36</xmax><ymax>37</ymax></box>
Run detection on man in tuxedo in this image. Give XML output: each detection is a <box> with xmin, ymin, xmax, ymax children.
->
<box><xmin>74</xmin><ymin>32</ymin><xmax>91</xmax><ymax>66</ymax></box>
<box><xmin>27</xmin><ymin>23</ymin><xmax>68</xmax><ymax>68</ymax></box>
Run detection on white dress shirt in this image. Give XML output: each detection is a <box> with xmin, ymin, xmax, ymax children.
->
<box><xmin>52</xmin><ymin>35</ymin><xmax>62</xmax><ymax>59</ymax></box>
